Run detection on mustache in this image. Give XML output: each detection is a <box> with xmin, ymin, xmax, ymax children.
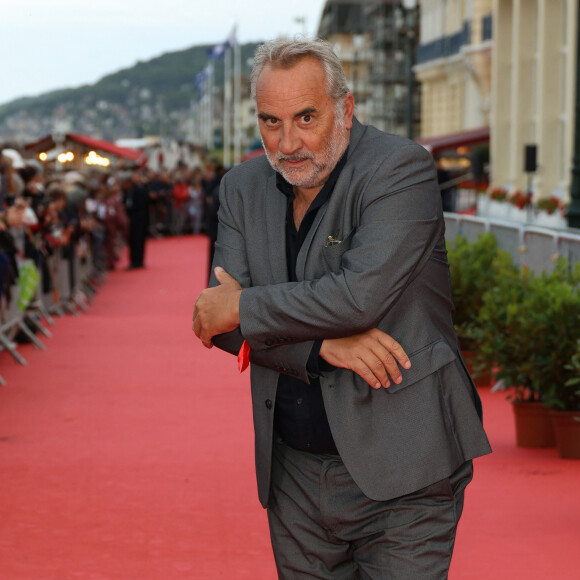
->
<box><xmin>275</xmin><ymin>153</ymin><xmax>314</xmax><ymax>163</ymax></box>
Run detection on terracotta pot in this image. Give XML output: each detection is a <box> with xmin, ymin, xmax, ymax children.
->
<box><xmin>462</xmin><ymin>350</ymin><xmax>493</xmax><ymax>388</ymax></box>
<box><xmin>512</xmin><ymin>401</ymin><xmax>556</xmax><ymax>448</ymax></box>
<box><xmin>549</xmin><ymin>410</ymin><xmax>580</xmax><ymax>459</ymax></box>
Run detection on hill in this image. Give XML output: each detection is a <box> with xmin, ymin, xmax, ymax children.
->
<box><xmin>0</xmin><ymin>42</ymin><xmax>260</xmax><ymax>144</ymax></box>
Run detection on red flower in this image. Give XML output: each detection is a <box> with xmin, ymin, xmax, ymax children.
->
<box><xmin>536</xmin><ymin>196</ymin><xmax>562</xmax><ymax>215</ymax></box>
<box><xmin>509</xmin><ymin>190</ymin><xmax>530</xmax><ymax>210</ymax></box>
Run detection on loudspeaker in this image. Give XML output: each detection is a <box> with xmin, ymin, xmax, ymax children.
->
<box><xmin>524</xmin><ymin>144</ymin><xmax>537</xmax><ymax>173</ymax></box>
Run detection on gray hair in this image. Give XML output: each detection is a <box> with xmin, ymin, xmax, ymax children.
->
<box><xmin>250</xmin><ymin>37</ymin><xmax>351</xmax><ymax>106</ymax></box>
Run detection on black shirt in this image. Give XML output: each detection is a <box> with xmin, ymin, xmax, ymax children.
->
<box><xmin>273</xmin><ymin>150</ymin><xmax>348</xmax><ymax>454</ymax></box>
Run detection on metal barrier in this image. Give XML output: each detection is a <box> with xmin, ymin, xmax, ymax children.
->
<box><xmin>444</xmin><ymin>212</ymin><xmax>580</xmax><ymax>273</ymax></box>
<box><xmin>0</xmin><ymin>230</ymin><xmax>102</xmax><ymax>382</ymax></box>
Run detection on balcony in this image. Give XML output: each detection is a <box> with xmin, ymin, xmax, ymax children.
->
<box><xmin>417</xmin><ymin>20</ymin><xmax>472</xmax><ymax>64</ymax></box>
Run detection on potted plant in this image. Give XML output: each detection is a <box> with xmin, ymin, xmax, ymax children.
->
<box><xmin>509</xmin><ymin>189</ymin><xmax>529</xmax><ymax>210</ymax></box>
<box><xmin>535</xmin><ymin>195</ymin><xmax>566</xmax><ymax>228</ymax></box>
<box><xmin>489</xmin><ymin>187</ymin><xmax>508</xmax><ymax>202</ymax></box>
<box><xmin>486</xmin><ymin>187</ymin><xmax>509</xmax><ymax>220</ymax></box>
<box><xmin>473</xmin><ymin>258</ymin><xmax>580</xmax><ymax>447</ymax></box>
<box><xmin>507</xmin><ymin>189</ymin><xmax>530</xmax><ymax>223</ymax></box>
<box><xmin>545</xmin><ymin>339</ymin><xmax>580</xmax><ymax>458</ymax></box>
<box><xmin>536</xmin><ymin>195</ymin><xmax>561</xmax><ymax>215</ymax></box>
<box><xmin>446</xmin><ymin>233</ymin><xmax>516</xmax><ymax>386</ymax></box>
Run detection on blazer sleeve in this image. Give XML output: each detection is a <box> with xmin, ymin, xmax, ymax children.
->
<box><xmin>239</xmin><ymin>142</ymin><xmax>444</xmax><ymax>351</ymax></box>
<box><xmin>209</xmin><ymin>175</ymin><xmax>318</xmax><ymax>383</ymax></box>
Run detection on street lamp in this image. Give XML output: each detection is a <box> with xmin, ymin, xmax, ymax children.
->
<box><xmin>567</xmin><ymin>6</ymin><xmax>580</xmax><ymax>228</ymax></box>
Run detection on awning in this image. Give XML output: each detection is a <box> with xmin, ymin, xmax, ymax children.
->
<box><xmin>68</xmin><ymin>134</ymin><xmax>147</xmax><ymax>164</ymax></box>
<box><xmin>415</xmin><ymin>126</ymin><xmax>490</xmax><ymax>156</ymax></box>
<box><xmin>24</xmin><ymin>133</ymin><xmax>147</xmax><ymax>165</ymax></box>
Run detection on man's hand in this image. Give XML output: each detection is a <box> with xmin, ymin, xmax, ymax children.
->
<box><xmin>192</xmin><ymin>267</ymin><xmax>242</xmax><ymax>348</ymax></box>
<box><xmin>319</xmin><ymin>329</ymin><xmax>411</xmax><ymax>389</ymax></box>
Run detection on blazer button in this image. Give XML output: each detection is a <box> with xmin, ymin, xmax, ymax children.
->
<box><xmin>265</xmin><ymin>399</ymin><xmax>273</xmax><ymax>410</ymax></box>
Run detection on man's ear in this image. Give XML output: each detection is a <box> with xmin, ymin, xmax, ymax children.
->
<box><xmin>343</xmin><ymin>93</ymin><xmax>355</xmax><ymax>130</ymax></box>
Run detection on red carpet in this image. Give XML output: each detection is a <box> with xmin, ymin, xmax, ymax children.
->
<box><xmin>1</xmin><ymin>236</ymin><xmax>578</xmax><ymax>579</ymax></box>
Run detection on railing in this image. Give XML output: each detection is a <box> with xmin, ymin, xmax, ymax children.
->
<box><xmin>417</xmin><ymin>21</ymin><xmax>472</xmax><ymax>64</ymax></box>
<box><xmin>0</xmin><ymin>233</ymin><xmax>101</xmax><ymax>385</ymax></box>
<box><xmin>444</xmin><ymin>213</ymin><xmax>580</xmax><ymax>273</ymax></box>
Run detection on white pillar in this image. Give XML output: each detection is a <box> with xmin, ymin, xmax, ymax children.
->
<box><xmin>233</xmin><ymin>40</ymin><xmax>242</xmax><ymax>166</ymax></box>
<box><xmin>224</xmin><ymin>49</ymin><xmax>232</xmax><ymax>167</ymax></box>
<box><xmin>207</xmin><ymin>62</ymin><xmax>215</xmax><ymax>150</ymax></box>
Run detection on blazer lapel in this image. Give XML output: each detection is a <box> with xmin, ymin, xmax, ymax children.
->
<box><xmin>295</xmin><ymin>119</ymin><xmax>367</xmax><ymax>280</ymax></box>
<box><xmin>283</xmin><ymin>118</ymin><xmax>368</xmax><ymax>281</ymax></box>
<box><xmin>265</xmin><ymin>174</ymin><xmax>289</xmax><ymax>284</ymax></box>
<box><xmin>295</xmin><ymin>203</ymin><xmax>328</xmax><ymax>280</ymax></box>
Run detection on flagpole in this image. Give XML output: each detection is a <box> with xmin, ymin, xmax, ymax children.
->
<box><xmin>224</xmin><ymin>47</ymin><xmax>232</xmax><ymax>168</ymax></box>
<box><xmin>233</xmin><ymin>32</ymin><xmax>242</xmax><ymax>166</ymax></box>
<box><xmin>205</xmin><ymin>27</ymin><xmax>238</xmax><ymax>156</ymax></box>
<box><xmin>198</xmin><ymin>97</ymin><xmax>204</xmax><ymax>148</ymax></box>
<box><xmin>207</xmin><ymin>61</ymin><xmax>214</xmax><ymax>150</ymax></box>
<box><xmin>201</xmin><ymin>73</ymin><xmax>207</xmax><ymax>149</ymax></box>
<box><xmin>194</xmin><ymin>64</ymin><xmax>210</xmax><ymax>147</ymax></box>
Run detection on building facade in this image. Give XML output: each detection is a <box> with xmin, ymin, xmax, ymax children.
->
<box><xmin>491</xmin><ymin>0</ymin><xmax>578</xmax><ymax>203</ymax></box>
<box><xmin>414</xmin><ymin>0</ymin><xmax>493</xmax><ymax>139</ymax></box>
<box><xmin>317</xmin><ymin>0</ymin><xmax>420</xmax><ymax>137</ymax></box>
<box><xmin>317</xmin><ymin>1</ymin><xmax>375</xmax><ymax>124</ymax></box>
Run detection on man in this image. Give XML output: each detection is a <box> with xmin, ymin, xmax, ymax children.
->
<box><xmin>122</xmin><ymin>171</ymin><xmax>150</xmax><ymax>269</ymax></box>
<box><xmin>193</xmin><ymin>38</ymin><xmax>491</xmax><ymax>579</ymax></box>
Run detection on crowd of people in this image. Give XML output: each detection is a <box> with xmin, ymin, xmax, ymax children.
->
<box><xmin>0</xmin><ymin>147</ymin><xmax>227</xmax><ymax>323</ymax></box>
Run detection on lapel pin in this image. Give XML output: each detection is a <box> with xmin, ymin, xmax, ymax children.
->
<box><xmin>325</xmin><ymin>231</ymin><xmax>342</xmax><ymax>246</ymax></box>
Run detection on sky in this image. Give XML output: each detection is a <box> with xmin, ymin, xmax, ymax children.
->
<box><xmin>0</xmin><ymin>0</ymin><xmax>327</xmax><ymax>105</ymax></box>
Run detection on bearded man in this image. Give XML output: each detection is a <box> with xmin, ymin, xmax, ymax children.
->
<box><xmin>193</xmin><ymin>38</ymin><xmax>491</xmax><ymax>579</ymax></box>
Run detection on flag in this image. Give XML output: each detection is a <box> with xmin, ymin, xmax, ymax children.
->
<box><xmin>193</xmin><ymin>64</ymin><xmax>211</xmax><ymax>98</ymax></box>
<box><xmin>207</xmin><ymin>25</ymin><xmax>237</xmax><ymax>60</ymax></box>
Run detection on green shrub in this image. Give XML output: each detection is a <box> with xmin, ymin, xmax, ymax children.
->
<box><xmin>472</xmin><ymin>258</ymin><xmax>580</xmax><ymax>403</ymax></box>
<box><xmin>447</xmin><ymin>233</ymin><xmax>517</xmax><ymax>352</ymax></box>
<box><xmin>562</xmin><ymin>342</ymin><xmax>580</xmax><ymax>411</ymax></box>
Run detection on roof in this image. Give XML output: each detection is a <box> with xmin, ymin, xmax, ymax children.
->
<box><xmin>415</xmin><ymin>126</ymin><xmax>490</xmax><ymax>156</ymax></box>
<box><xmin>68</xmin><ymin>134</ymin><xmax>147</xmax><ymax>163</ymax></box>
<box><xmin>24</xmin><ymin>133</ymin><xmax>148</xmax><ymax>165</ymax></box>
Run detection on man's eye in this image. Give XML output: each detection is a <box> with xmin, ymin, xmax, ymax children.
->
<box><xmin>302</xmin><ymin>115</ymin><xmax>312</xmax><ymax>123</ymax></box>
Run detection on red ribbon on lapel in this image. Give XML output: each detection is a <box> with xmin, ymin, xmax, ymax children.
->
<box><xmin>238</xmin><ymin>340</ymin><xmax>250</xmax><ymax>373</ymax></box>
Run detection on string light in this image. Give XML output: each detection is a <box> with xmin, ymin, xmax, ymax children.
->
<box><xmin>84</xmin><ymin>150</ymin><xmax>111</xmax><ymax>167</ymax></box>
<box><xmin>57</xmin><ymin>152</ymin><xmax>75</xmax><ymax>163</ymax></box>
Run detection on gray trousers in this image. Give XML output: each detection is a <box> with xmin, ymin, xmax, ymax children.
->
<box><xmin>267</xmin><ymin>439</ymin><xmax>473</xmax><ymax>579</ymax></box>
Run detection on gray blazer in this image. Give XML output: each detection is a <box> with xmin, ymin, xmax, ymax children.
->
<box><xmin>211</xmin><ymin>118</ymin><xmax>491</xmax><ymax>508</ymax></box>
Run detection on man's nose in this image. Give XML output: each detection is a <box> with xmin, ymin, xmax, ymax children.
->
<box><xmin>279</xmin><ymin>125</ymin><xmax>301</xmax><ymax>155</ymax></box>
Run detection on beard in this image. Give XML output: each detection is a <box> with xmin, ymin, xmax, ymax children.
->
<box><xmin>263</xmin><ymin>120</ymin><xmax>347</xmax><ymax>190</ymax></box>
